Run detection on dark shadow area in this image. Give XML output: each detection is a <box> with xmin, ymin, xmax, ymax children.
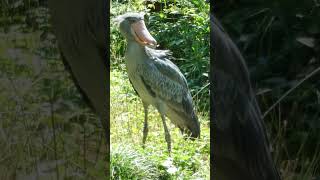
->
<box><xmin>213</xmin><ymin>0</ymin><xmax>319</xmax><ymax>179</ymax></box>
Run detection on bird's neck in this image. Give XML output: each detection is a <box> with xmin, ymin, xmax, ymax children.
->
<box><xmin>124</xmin><ymin>41</ymin><xmax>148</xmax><ymax>75</ymax></box>
<box><xmin>126</xmin><ymin>40</ymin><xmax>148</xmax><ymax>61</ymax></box>
<box><xmin>128</xmin><ymin>40</ymin><xmax>148</xmax><ymax>52</ymax></box>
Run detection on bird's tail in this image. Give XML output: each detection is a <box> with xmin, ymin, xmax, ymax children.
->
<box><xmin>169</xmin><ymin>107</ymin><xmax>200</xmax><ymax>139</ymax></box>
<box><xmin>184</xmin><ymin>109</ymin><xmax>200</xmax><ymax>139</ymax></box>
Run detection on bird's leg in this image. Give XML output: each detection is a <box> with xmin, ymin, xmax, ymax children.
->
<box><xmin>161</xmin><ymin>114</ymin><xmax>171</xmax><ymax>154</ymax></box>
<box><xmin>142</xmin><ymin>103</ymin><xmax>149</xmax><ymax>148</ymax></box>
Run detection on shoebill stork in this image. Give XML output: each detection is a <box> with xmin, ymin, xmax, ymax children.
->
<box><xmin>212</xmin><ymin>14</ymin><xmax>281</xmax><ymax>180</ymax></box>
<box><xmin>115</xmin><ymin>12</ymin><xmax>200</xmax><ymax>153</ymax></box>
<box><xmin>48</xmin><ymin>0</ymin><xmax>109</xmax><ymax>176</ymax></box>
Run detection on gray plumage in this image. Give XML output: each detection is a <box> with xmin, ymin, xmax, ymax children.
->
<box><xmin>48</xmin><ymin>0</ymin><xmax>109</xmax><ymax>178</ymax></box>
<box><xmin>212</xmin><ymin>14</ymin><xmax>281</xmax><ymax>180</ymax></box>
<box><xmin>135</xmin><ymin>48</ymin><xmax>197</xmax><ymax>130</ymax></box>
<box><xmin>116</xmin><ymin>12</ymin><xmax>200</xmax><ymax>153</ymax></box>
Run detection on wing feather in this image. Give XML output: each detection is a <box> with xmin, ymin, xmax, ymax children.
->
<box><xmin>137</xmin><ymin>63</ymin><xmax>186</xmax><ymax>104</ymax></box>
<box><xmin>137</xmin><ymin>55</ymin><xmax>195</xmax><ymax>117</ymax></box>
<box><xmin>147</xmin><ymin>48</ymin><xmax>188</xmax><ymax>88</ymax></box>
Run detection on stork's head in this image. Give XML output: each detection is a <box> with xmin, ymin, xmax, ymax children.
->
<box><xmin>114</xmin><ymin>12</ymin><xmax>157</xmax><ymax>48</ymax></box>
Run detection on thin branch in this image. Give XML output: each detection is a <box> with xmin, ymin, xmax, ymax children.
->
<box><xmin>192</xmin><ymin>82</ymin><xmax>210</xmax><ymax>99</ymax></box>
<box><xmin>262</xmin><ymin>66</ymin><xmax>320</xmax><ymax>119</ymax></box>
<box><xmin>50</xmin><ymin>85</ymin><xmax>59</xmax><ymax>180</ymax></box>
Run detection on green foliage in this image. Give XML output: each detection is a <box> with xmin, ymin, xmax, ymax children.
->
<box><xmin>111</xmin><ymin>0</ymin><xmax>210</xmax><ymax>112</ymax></box>
<box><xmin>110</xmin><ymin>2</ymin><xmax>210</xmax><ymax>178</ymax></box>
<box><xmin>111</xmin><ymin>144</ymin><xmax>170</xmax><ymax>179</ymax></box>
<box><xmin>110</xmin><ymin>69</ymin><xmax>210</xmax><ymax>179</ymax></box>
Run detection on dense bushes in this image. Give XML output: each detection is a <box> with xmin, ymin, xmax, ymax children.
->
<box><xmin>216</xmin><ymin>0</ymin><xmax>320</xmax><ymax>178</ymax></box>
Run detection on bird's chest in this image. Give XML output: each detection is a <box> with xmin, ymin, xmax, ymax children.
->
<box><xmin>124</xmin><ymin>51</ymin><xmax>158</xmax><ymax>105</ymax></box>
<box><xmin>128</xmin><ymin>69</ymin><xmax>155</xmax><ymax>104</ymax></box>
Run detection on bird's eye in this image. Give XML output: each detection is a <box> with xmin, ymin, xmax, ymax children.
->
<box><xmin>127</xmin><ymin>18</ymin><xmax>135</xmax><ymax>23</ymax></box>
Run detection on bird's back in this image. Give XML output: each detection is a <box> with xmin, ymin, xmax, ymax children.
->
<box><xmin>212</xmin><ymin>14</ymin><xmax>281</xmax><ymax>180</ymax></box>
<box><xmin>48</xmin><ymin>0</ymin><xmax>108</xmax><ymax>118</ymax></box>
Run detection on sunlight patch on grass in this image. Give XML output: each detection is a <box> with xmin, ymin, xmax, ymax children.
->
<box><xmin>110</xmin><ymin>69</ymin><xmax>210</xmax><ymax>179</ymax></box>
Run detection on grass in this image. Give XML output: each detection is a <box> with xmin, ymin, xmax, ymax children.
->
<box><xmin>5</xmin><ymin>1</ymin><xmax>317</xmax><ymax>179</ymax></box>
<box><xmin>0</xmin><ymin>16</ymin><xmax>108</xmax><ymax>180</ymax></box>
<box><xmin>110</xmin><ymin>1</ymin><xmax>210</xmax><ymax>179</ymax></box>
<box><xmin>110</xmin><ymin>69</ymin><xmax>210</xmax><ymax>179</ymax></box>
<box><xmin>265</xmin><ymin>103</ymin><xmax>320</xmax><ymax>180</ymax></box>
